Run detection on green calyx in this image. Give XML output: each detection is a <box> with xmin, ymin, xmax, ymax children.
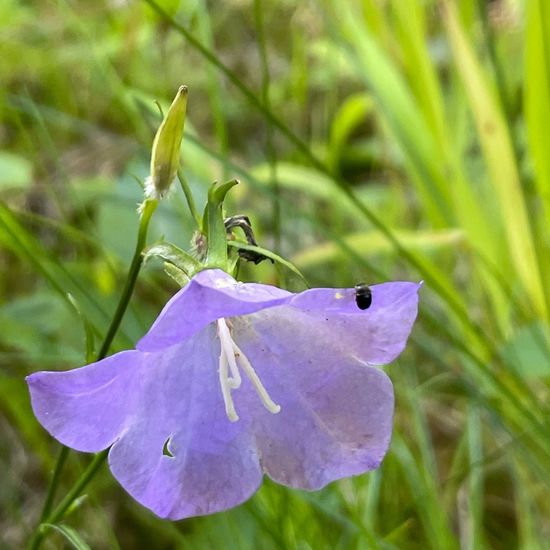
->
<box><xmin>144</xmin><ymin>179</ymin><xmax>239</xmax><ymax>285</ymax></box>
<box><xmin>144</xmin><ymin>177</ymin><xmax>307</xmax><ymax>287</ymax></box>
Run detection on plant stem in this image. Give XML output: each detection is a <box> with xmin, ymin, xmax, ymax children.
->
<box><xmin>253</xmin><ymin>0</ymin><xmax>281</xmax><ymax>254</ymax></box>
<box><xmin>29</xmin><ymin>452</ymin><xmax>109</xmax><ymax>550</ymax></box>
<box><xmin>38</xmin><ymin>446</ymin><xmax>69</xmax><ymax>523</ymax></box>
<box><xmin>29</xmin><ymin>198</ymin><xmax>158</xmax><ymax>550</ymax></box>
<box><xmin>97</xmin><ymin>198</ymin><xmax>158</xmax><ymax>360</ymax></box>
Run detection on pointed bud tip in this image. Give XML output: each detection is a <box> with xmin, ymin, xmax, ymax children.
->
<box><xmin>148</xmin><ymin>86</ymin><xmax>189</xmax><ymax>199</ymax></box>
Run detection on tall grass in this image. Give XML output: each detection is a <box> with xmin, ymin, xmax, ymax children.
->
<box><xmin>1</xmin><ymin>0</ymin><xmax>549</xmax><ymax>547</ymax></box>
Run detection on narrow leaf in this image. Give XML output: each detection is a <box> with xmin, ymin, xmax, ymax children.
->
<box><xmin>441</xmin><ymin>0</ymin><xmax>547</xmax><ymax>318</ymax></box>
<box><xmin>41</xmin><ymin>523</ymin><xmax>91</xmax><ymax>550</ymax></box>
<box><xmin>227</xmin><ymin>240</ymin><xmax>308</xmax><ymax>286</ymax></box>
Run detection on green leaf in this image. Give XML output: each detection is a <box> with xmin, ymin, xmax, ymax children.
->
<box><xmin>292</xmin><ymin>228</ymin><xmax>463</xmax><ymax>269</ymax></box>
<box><xmin>41</xmin><ymin>523</ymin><xmax>91</xmax><ymax>550</ymax></box>
<box><xmin>328</xmin><ymin>93</ymin><xmax>374</xmax><ymax>172</ymax></box>
<box><xmin>501</xmin><ymin>322</ymin><xmax>550</xmax><ymax>378</ymax></box>
<box><xmin>0</xmin><ymin>202</ymin><xmax>131</xmax><ymax>345</ymax></box>
<box><xmin>332</xmin><ymin>1</ymin><xmax>453</xmax><ymax>226</ymax></box>
<box><xmin>227</xmin><ymin>240</ymin><xmax>308</xmax><ymax>287</ymax></box>
<box><xmin>0</xmin><ymin>151</ymin><xmax>33</xmax><ymax>191</ymax></box>
<box><xmin>525</xmin><ymin>0</ymin><xmax>550</xmax><ymax>216</ymax></box>
<box><xmin>328</xmin><ymin>1</ymin><xmax>508</xmax><ymax>330</ymax></box>
<box><xmin>441</xmin><ymin>0</ymin><xmax>547</xmax><ymax>318</ymax></box>
<box><xmin>390</xmin><ymin>0</ymin><xmax>447</xmax><ymax>147</ymax></box>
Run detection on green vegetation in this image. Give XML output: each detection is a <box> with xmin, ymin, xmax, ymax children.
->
<box><xmin>2</xmin><ymin>0</ymin><xmax>550</xmax><ymax>547</ymax></box>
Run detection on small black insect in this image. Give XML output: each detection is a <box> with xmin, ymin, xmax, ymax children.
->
<box><xmin>354</xmin><ymin>283</ymin><xmax>372</xmax><ymax>310</ymax></box>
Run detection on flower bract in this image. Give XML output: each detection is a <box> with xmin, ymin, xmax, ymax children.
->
<box><xmin>27</xmin><ymin>269</ymin><xmax>420</xmax><ymax>519</ymax></box>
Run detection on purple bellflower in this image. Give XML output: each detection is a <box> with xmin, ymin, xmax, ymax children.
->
<box><xmin>27</xmin><ymin>269</ymin><xmax>420</xmax><ymax>520</ymax></box>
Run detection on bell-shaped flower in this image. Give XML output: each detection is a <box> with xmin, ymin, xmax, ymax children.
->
<box><xmin>27</xmin><ymin>269</ymin><xmax>420</xmax><ymax>520</ymax></box>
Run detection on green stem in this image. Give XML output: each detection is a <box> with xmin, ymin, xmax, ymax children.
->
<box><xmin>97</xmin><ymin>198</ymin><xmax>158</xmax><ymax>360</ymax></box>
<box><xmin>38</xmin><ymin>446</ymin><xmax>69</xmax><ymax>523</ymax></box>
<box><xmin>29</xmin><ymin>198</ymin><xmax>158</xmax><ymax>550</ymax></box>
<box><xmin>177</xmin><ymin>168</ymin><xmax>201</xmax><ymax>227</ymax></box>
<box><xmin>50</xmin><ymin>450</ymin><xmax>108</xmax><ymax>524</ymax></box>
<box><xmin>253</xmin><ymin>0</ymin><xmax>280</xmax><ymax>253</ymax></box>
<box><xmin>29</xmin><ymin>452</ymin><xmax>109</xmax><ymax>550</ymax></box>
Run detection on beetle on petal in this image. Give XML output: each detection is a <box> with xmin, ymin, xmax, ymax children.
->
<box><xmin>26</xmin><ymin>269</ymin><xmax>420</xmax><ymax>520</ymax></box>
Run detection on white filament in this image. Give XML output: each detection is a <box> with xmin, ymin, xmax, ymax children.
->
<box><xmin>218</xmin><ymin>351</ymin><xmax>239</xmax><ymax>422</ymax></box>
<box><xmin>216</xmin><ymin>318</ymin><xmax>281</xmax><ymax>422</ymax></box>
<box><xmin>216</xmin><ymin>317</ymin><xmax>242</xmax><ymax>389</ymax></box>
<box><xmin>230</xmin><ymin>340</ymin><xmax>281</xmax><ymax>414</ymax></box>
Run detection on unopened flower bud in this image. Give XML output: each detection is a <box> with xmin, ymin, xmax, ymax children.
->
<box><xmin>145</xmin><ymin>85</ymin><xmax>188</xmax><ymax>199</ymax></box>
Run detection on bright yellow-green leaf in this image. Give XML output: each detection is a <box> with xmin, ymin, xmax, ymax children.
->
<box><xmin>525</xmin><ymin>0</ymin><xmax>550</xmax><ymax>216</ymax></box>
<box><xmin>442</xmin><ymin>0</ymin><xmax>547</xmax><ymax>318</ymax></box>
<box><xmin>292</xmin><ymin>228</ymin><xmax>464</xmax><ymax>268</ymax></box>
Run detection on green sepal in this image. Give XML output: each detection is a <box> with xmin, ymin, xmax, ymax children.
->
<box><xmin>203</xmin><ymin>179</ymin><xmax>239</xmax><ymax>269</ymax></box>
<box><xmin>226</xmin><ymin>245</ymin><xmax>240</xmax><ymax>276</ymax></box>
<box><xmin>143</xmin><ymin>242</ymin><xmax>202</xmax><ymax>280</ymax></box>
<box><xmin>163</xmin><ymin>263</ymin><xmax>191</xmax><ymax>287</ymax></box>
<box><xmin>227</xmin><ymin>240</ymin><xmax>309</xmax><ymax>287</ymax></box>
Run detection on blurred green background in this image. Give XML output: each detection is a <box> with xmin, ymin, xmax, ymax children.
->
<box><xmin>2</xmin><ymin>0</ymin><xmax>550</xmax><ymax>547</ymax></box>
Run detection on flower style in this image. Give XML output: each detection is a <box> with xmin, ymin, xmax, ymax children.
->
<box><xmin>27</xmin><ymin>269</ymin><xmax>420</xmax><ymax>520</ymax></box>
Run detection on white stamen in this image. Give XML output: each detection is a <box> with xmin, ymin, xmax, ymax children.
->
<box><xmin>218</xmin><ymin>347</ymin><xmax>239</xmax><ymax>422</ymax></box>
<box><xmin>216</xmin><ymin>318</ymin><xmax>281</xmax><ymax>421</ymax></box>
<box><xmin>231</xmin><ymin>340</ymin><xmax>281</xmax><ymax>415</ymax></box>
<box><xmin>217</xmin><ymin>318</ymin><xmax>241</xmax><ymax>389</ymax></box>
